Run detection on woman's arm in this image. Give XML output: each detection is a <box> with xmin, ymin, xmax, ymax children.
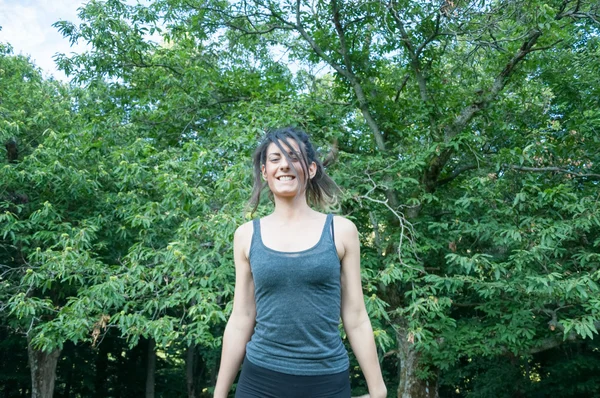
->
<box><xmin>213</xmin><ymin>223</ymin><xmax>256</xmax><ymax>398</ymax></box>
<box><xmin>338</xmin><ymin>217</ymin><xmax>387</xmax><ymax>398</ymax></box>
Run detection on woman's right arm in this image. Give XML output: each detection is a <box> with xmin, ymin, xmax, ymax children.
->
<box><xmin>213</xmin><ymin>223</ymin><xmax>256</xmax><ymax>398</ymax></box>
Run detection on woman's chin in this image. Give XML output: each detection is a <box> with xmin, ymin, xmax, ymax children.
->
<box><xmin>272</xmin><ymin>188</ymin><xmax>305</xmax><ymax>199</ymax></box>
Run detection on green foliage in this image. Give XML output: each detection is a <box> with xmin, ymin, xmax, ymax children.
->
<box><xmin>440</xmin><ymin>339</ymin><xmax>600</xmax><ymax>397</ymax></box>
<box><xmin>2</xmin><ymin>0</ymin><xmax>600</xmax><ymax>396</ymax></box>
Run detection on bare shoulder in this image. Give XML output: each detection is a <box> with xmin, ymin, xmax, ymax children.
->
<box><xmin>234</xmin><ymin>220</ymin><xmax>254</xmax><ymax>239</ymax></box>
<box><xmin>234</xmin><ymin>220</ymin><xmax>254</xmax><ymax>260</ymax></box>
<box><xmin>332</xmin><ymin>215</ymin><xmax>359</xmax><ymax>238</ymax></box>
<box><xmin>332</xmin><ymin>215</ymin><xmax>359</xmax><ymax>259</ymax></box>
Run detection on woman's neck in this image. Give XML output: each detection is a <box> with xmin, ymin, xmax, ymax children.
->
<box><xmin>270</xmin><ymin>196</ymin><xmax>317</xmax><ymax>222</ymax></box>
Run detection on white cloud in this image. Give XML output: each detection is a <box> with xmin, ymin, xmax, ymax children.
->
<box><xmin>0</xmin><ymin>0</ymin><xmax>88</xmax><ymax>80</ymax></box>
<box><xmin>0</xmin><ymin>0</ymin><xmax>159</xmax><ymax>81</ymax></box>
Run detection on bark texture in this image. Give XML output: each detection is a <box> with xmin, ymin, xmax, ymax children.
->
<box><xmin>27</xmin><ymin>339</ymin><xmax>61</xmax><ymax>398</ymax></box>
<box><xmin>396</xmin><ymin>330</ymin><xmax>438</xmax><ymax>398</ymax></box>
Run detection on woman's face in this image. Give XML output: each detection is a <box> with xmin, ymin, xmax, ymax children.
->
<box><xmin>261</xmin><ymin>140</ymin><xmax>316</xmax><ymax>199</ymax></box>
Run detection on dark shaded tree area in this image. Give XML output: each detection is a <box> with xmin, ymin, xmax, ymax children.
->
<box><xmin>2</xmin><ymin>0</ymin><xmax>600</xmax><ymax>397</ymax></box>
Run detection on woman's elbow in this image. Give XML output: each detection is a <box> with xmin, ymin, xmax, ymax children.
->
<box><xmin>228</xmin><ymin>308</ymin><xmax>256</xmax><ymax>330</ymax></box>
<box><xmin>342</xmin><ymin>307</ymin><xmax>369</xmax><ymax>332</ymax></box>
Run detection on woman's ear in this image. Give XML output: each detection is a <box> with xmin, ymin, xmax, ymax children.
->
<box><xmin>309</xmin><ymin>161</ymin><xmax>317</xmax><ymax>179</ymax></box>
<box><xmin>261</xmin><ymin>164</ymin><xmax>267</xmax><ymax>180</ymax></box>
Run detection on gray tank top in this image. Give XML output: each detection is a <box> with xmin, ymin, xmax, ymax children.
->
<box><xmin>245</xmin><ymin>214</ymin><xmax>349</xmax><ymax>375</ymax></box>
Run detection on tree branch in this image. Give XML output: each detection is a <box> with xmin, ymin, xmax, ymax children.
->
<box><xmin>415</xmin><ymin>12</ymin><xmax>442</xmax><ymax>58</ymax></box>
<box><xmin>393</xmin><ymin>74</ymin><xmax>410</xmax><ymax>103</ymax></box>
<box><xmin>562</xmin><ymin>11</ymin><xmax>600</xmax><ymax>24</ymax></box>
<box><xmin>387</xmin><ymin>1</ymin><xmax>443</xmax><ymax>140</ymax></box>
<box><xmin>224</xmin><ymin>23</ymin><xmax>294</xmax><ymax>35</ymax></box>
<box><xmin>292</xmin><ymin>0</ymin><xmax>400</xmax><ymax>210</ymax></box>
<box><xmin>529</xmin><ymin>320</ymin><xmax>600</xmax><ymax>355</ymax></box>
<box><xmin>504</xmin><ymin>164</ymin><xmax>600</xmax><ymax>180</ymax></box>
<box><xmin>448</xmin><ymin>29</ymin><xmax>543</xmax><ymax>142</ymax></box>
<box><xmin>387</xmin><ymin>2</ymin><xmax>430</xmax><ymax>104</ymax></box>
<box><xmin>436</xmin><ymin>163</ymin><xmax>479</xmax><ymax>186</ymax></box>
<box><xmin>293</xmin><ymin>0</ymin><xmax>386</xmax><ymax>153</ymax></box>
<box><xmin>420</xmin><ymin>28</ymin><xmax>544</xmax><ymax>194</ymax></box>
<box><xmin>357</xmin><ymin>171</ymin><xmax>418</xmax><ymax>265</ymax></box>
<box><xmin>331</xmin><ymin>0</ymin><xmax>354</xmax><ymax>73</ymax></box>
<box><xmin>122</xmin><ymin>61</ymin><xmax>183</xmax><ymax>76</ymax></box>
<box><xmin>556</xmin><ymin>0</ymin><xmax>600</xmax><ymax>24</ymax></box>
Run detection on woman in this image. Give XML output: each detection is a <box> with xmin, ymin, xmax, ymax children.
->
<box><xmin>213</xmin><ymin>127</ymin><xmax>387</xmax><ymax>398</ymax></box>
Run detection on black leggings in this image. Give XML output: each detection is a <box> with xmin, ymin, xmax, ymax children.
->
<box><xmin>235</xmin><ymin>356</ymin><xmax>351</xmax><ymax>398</ymax></box>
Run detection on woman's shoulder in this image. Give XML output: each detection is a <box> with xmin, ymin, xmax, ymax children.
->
<box><xmin>331</xmin><ymin>215</ymin><xmax>359</xmax><ymax>259</ymax></box>
<box><xmin>234</xmin><ymin>220</ymin><xmax>254</xmax><ymax>239</ymax></box>
<box><xmin>234</xmin><ymin>220</ymin><xmax>255</xmax><ymax>259</ymax></box>
<box><xmin>234</xmin><ymin>220</ymin><xmax>254</xmax><ymax>248</ymax></box>
<box><xmin>332</xmin><ymin>214</ymin><xmax>358</xmax><ymax>235</ymax></box>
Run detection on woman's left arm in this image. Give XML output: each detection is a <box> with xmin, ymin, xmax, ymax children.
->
<box><xmin>337</xmin><ymin>217</ymin><xmax>387</xmax><ymax>398</ymax></box>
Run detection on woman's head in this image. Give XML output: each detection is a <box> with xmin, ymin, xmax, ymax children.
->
<box><xmin>249</xmin><ymin>127</ymin><xmax>339</xmax><ymax>214</ymax></box>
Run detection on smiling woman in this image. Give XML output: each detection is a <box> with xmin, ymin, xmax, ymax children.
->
<box><xmin>249</xmin><ymin>127</ymin><xmax>339</xmax><ymax>215</ymax></box>
<box><xmin>261</xmin><ymin>138</ymin><xmax>315</xmax><ymax>204</ymax></box>
<box><xmin>213</xmin><ymin>127</ymin><xmax>387</xmax><ymax>398</ymax></box>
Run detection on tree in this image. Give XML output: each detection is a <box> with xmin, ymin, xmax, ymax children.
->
<box><xmin>2</xmin><ymin>0</ymin><xmax>600</xmax><ymax>396</ymax></box>
<box><xmin>0</xmin><ymin>42</ymin><xmax>81</xmax><ymax>398</ymax></box>
<box><xmin>161</xmin><ymin>1</ymin><xmax>600</xmax><ymax>396</ymax></box>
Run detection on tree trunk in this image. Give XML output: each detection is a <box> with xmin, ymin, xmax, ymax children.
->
<box><xmin>145</xmin><ymin>338</ymin><xmax>156</xmax><ymax>398</ymax></box>
<box><xmin>27</xmin><ymin>338</ymin><xmax>61</xmax><ymax>398</ymax></box>
<box><xmin>186</xmin><ymin>344</ymin><xmax>196</xmax><ymax>398</ymax></box>
<box><xmin>396</xmin><ymin>329</ymin><xmax>438</xmax><ymax>398</ymax></box>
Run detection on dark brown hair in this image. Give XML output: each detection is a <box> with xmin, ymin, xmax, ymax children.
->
<box><xmin>249</xmin><ymin>127</ymin><xmax>339</xmax><ymax>215</ymax></box>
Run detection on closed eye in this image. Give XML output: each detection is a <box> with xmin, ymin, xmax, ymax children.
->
<box><xmin>269</xmin><ymin>155</ymin><xmax>300</xmax><ymax>162</ymax></box>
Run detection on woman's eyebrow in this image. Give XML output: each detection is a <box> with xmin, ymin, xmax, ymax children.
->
<box><xmin>268</xmin><ymin>149</ymin><xmax>299</xmax><ymax>157</ymax></box>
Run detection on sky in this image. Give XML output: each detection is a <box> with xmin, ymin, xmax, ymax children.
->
<box><xmin>0</xmin><ymin>0</ymin><xmax>315</xmax><ymax>82</ymax></box>
<box><xmin>0</xmin><ymin>0</ymin><xmax>89</xmax><ymax>81</ymax></box>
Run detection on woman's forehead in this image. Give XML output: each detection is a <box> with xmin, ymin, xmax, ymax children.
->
<box><xmin>266</xmin><ymin>139</ymin><xmax>301</xmax><ymax>155</ymax></box>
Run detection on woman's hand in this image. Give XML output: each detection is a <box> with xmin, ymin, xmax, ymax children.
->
<box><xmin>352</xmin><ymin>387</ymin><xmax>387</xmax><ymax>398</ymax></box>
<box><xmin>372</xmin><ymin>383</ymin><xmax>388</xmax><ymax>398</ymax></box>
<box><xmin>352</xmin><ymin>388</ymin><xmax>387</xmax><ymax>398</ymax></box>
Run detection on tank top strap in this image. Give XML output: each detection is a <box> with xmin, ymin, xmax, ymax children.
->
<box><xmin>323</xmin><ymin>213</ymin><xmax>334</xmax><ymax>244</ymax></box>
<box><xmin>250</xmin><ymin>218</ymin><xmax>262</xmax><ymax>257</ymax></box>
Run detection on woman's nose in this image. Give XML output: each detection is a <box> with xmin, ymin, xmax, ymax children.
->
<box><xmin>279</xmin><ymin>157</ymin><xmax>289</xmax><ymax>169</ymax></box>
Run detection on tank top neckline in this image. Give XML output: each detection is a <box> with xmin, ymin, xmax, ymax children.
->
<box><xmin>254</xmin><ymin>213</ymin><xmax>332</xmax><ymax>255</ymax></box>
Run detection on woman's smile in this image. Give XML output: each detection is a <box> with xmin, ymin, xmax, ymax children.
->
<box><xmin>262</xmin><ymin>140</ymin><xmax>311</xmax><ymax>197</ymax></box>
<box><xmin>276</xmin><ymin>175</ymin><xmax>295</xmax><ymax>182</ymax></box>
